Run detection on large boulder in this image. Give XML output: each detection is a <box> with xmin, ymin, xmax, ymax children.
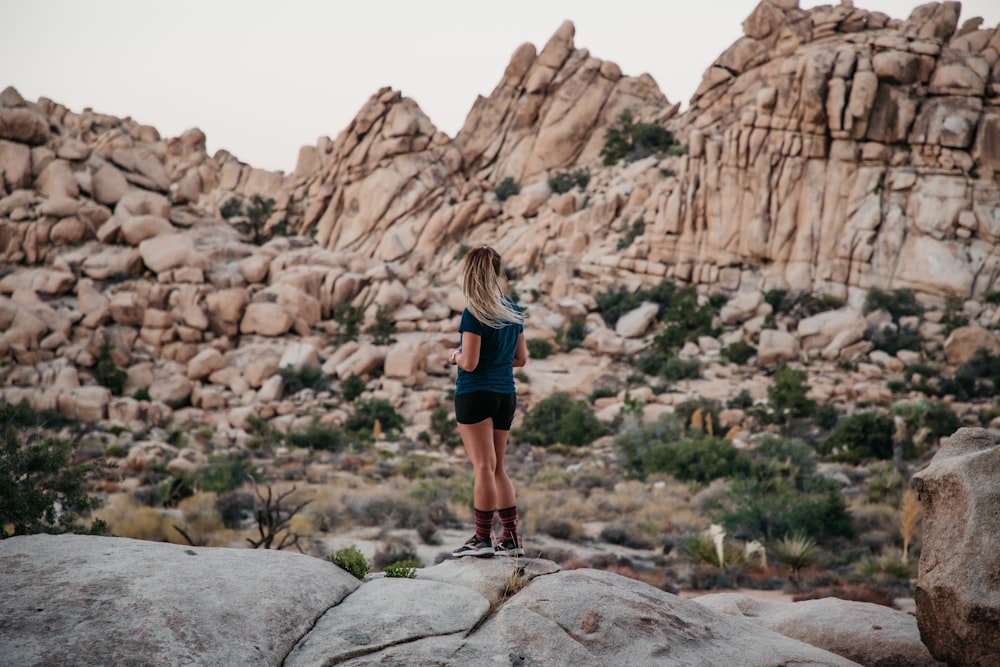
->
<box><xmin>942</xmin><ymin>324</ymin><xmax>1000</xmax><ymax>366</ymax></box>
<box><xmin>0</xmin><ymin>534</ymin><xmax>359</xmax><ymax>667</ymax></box>
<box><xmin>693</xmin><ymin>593</ymin><xmax>937</xmax><ymax>666</ymax></box>
<box><xmin>912</xmin><ymin>427</ymin><xmax>1000</xmax><ymax>666</ymax></box>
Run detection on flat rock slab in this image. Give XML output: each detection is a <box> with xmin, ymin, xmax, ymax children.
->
<box><xmin>0</xmin><ymin>534</ymin><xmax>359</xmax><ymax>666</ymax></box>
<box><xmin>694</xmin><ymin>592</ymin><xmax>938</xmax><ymax>666</ymax></box>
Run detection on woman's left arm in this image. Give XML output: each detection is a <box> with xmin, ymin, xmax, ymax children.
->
<box><xmin>512</xmin><ymin>333</ymin><xmax>527</xmax><ymax>368</ymax></box>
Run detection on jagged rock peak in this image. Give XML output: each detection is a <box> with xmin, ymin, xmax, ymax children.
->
<box><xmin>456</xmin><ymin>20</ymin><xmax>675</xmax><ymax>185</ymax></box>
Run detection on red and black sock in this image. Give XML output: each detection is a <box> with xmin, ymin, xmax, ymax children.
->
<box><xmin>498</xmin><ymin>506</ymin><xmax>518</xmax><ymax>541</ymax></box>
<box><xmin>474</xmin><ymin>508</ymin><xmax>494</xmax><ymax>543</ymax></box>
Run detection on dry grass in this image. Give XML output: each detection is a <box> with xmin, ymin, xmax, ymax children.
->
<box><xmin>900</xmin><ymin>488</ymin><xmax>921</xmax><ymax>565</ymax></box>
<box><xmin>98</xmin><ymin>495</ymin><xmax>180</xmax><ymax>543</ymax></box>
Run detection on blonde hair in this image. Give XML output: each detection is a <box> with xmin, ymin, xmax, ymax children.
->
<box><xmin>463</xmin><ymin>246</ymin><xmax>524</xmax><ymax>328</ymax></box>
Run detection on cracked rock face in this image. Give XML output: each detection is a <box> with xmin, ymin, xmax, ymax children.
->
<box><xmin>912</xmin><ymin>427</ymin><xmax>1000</xmax><ymax>666</ymax></box>
<box><xmin>1</xmin><ymin>534</ymin><xmax>862</xmax><ymax>666</ymax></box>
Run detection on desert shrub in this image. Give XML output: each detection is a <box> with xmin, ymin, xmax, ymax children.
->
<box><xmin>347</xmin><ymin>494</ymin><xmax>424</xmax><ymax>529</ymax></box>
<box><xmin>940</xmin><ymin>349</ymin><xmax>1000</xmax><ymax>400</ymax></box>
<box><xmin>721</xmin><ymin>341</ymin><xmax>756</xmax><ymax>365</ymax></box>
<box><xmin>893</xmin><ymin>400</ymin><xmax>961</xmax><ymax>456</ymax></box>
<box><xmin>132</xmin><ymin>388</ymin><xmax>151</xmax><ymax>401</ymax></box>
<box><xmin>527</xmin><ymin>339</ymin><xmax>554</xmax><ymax>359</ymax></box>
<box><xmin>727</xmin><ymin>389</ymin><xmax>754</xmax><ymax>409</ymax></box>
<box><xmin>494</xmin><ymin>177</ymin><xmax>520</xmax><ymax>202</ymax></box>
<box><xmin>719</xmin><ymin>476</ymin><xmax>854</xmax><ymax>542</ymax></box>
<box><xmin>548</xmin><ymin>168</ymin><xmax>590</xmax><ymax>194</ymax></box>
<box><xmin>665</xmin><ymin>435</ymin><xmax>750</xmax><ymax>484</ymax></box>
<box><xmin>246</xmin><ymin>414</ymin><xmax>284</xmax><ymax>452</ymax></box>
<box><xmin>863</xmin><ymin>288</ymin><xmax>922</xmax><ymax>320</ymax></box>
<box><xmin>942</xmin><ymin>296</ymin><xmax>969</xmax><ymax>334</ymax></box>
<box><xmin>743</xmin><ymin>436</ymin><xmax>817</xmax><ymax>483</ymax></box>
<box><xmin>279</xmin><ymin>365</ymin><xmax>326</xmax><ymax>395</ymax></box>
<box><xmin>685</xmin><ymin>529</ymin><xmax>746</xmax><ymax>568</ymax></box>
<box><xmin>197</xmin><ymin>454</ymin><xmax>257</xmax><ymax>493</ymax></box>
<box><xmin>366</xmin><ymin>305</ymin><xmax>397</xmax><ymax>345</ymax></box>
<box><xmin>764</xmin><ymin>289</ymin><xmax>790</xmax><ymax>314</ymax></box>
<box><xmin>866</xmin><ymin>323</ymin><xmax>922</xmax><ymax>355</ymax></box>
<box><xmin>771</xmin><ymin>532</ymin><xmax>820</xmax><ymax>573</ymax></box>
<box><xmin>634</xmin><ymin>351</ymin><xmax>702</xmax><ymax>382</ymax></box>
<box><xmin>344</xmin><ymin>399</ymin><xmax>404</xmax><ymax>441</ymax></box>
<box><xmin>342</xmin><ymin>374</ymin><xmax>365</xmax><ymax>402</ymax></box>
<box><xmin>599</xmin><ymin>523</ymin><xmax>655</xmax><ymax>550</ymax></box>
<box><xmin>373</xmin><ymin>536</ymin><xmax>420</xmax><ymax>570</ymax></box>
<box><xmin>763</xmin><ymin>366</ymin><xmax>816</xmax><ymax>425</ymax></box>
<box><xmin>215</xmin><ymin>490</ymin><xmax>255</xmax><ymax>528</ymax></box>
<box><xmin>327</xmin><ymin>546</ymin><xmax>369</xmax><ymax>579</ymax></box>
<box><xmin>558</xmin><ymin>317</ymin><xmax>587</xmax><ymax>351</ymax></box>
<box><xmin>595</xmin><ymin>279</ymin><xmax>676</xmax><ymax>327</ymax></box>
<box><xmin>820</xmin><ymin>412</ymin><xmax>896</xmax><ymax>463</ymax></box>
<box><xmin>1</xmin><ymin>404</ymin><xmax>109</xmax><ymax>537</ymax></box>
<box><xmin>654</xmin><ymin>285</ymin><xmax>718</xmax><ymax>352</ymax></box>
<box><xmin>617</xmin><ymin>413</ymin><xmax>683</xmax><ymax>478</ymax></box>
<box><xmin>601</xmin><ymin>109</ymin><xmax>676</xmax><ymax>165</ymax></box>
<box><xmin>538</xmin><ymin>517</ymin><xmax>581</xmax><ymax>541</ymax></box>
<box><xmin>286</xmin><ymin>421</ymin><xmax>350</xmax><ymax>452</ymax></box>
<box><xmin>94</xmin><ymin>336</ymin><xmax>126</xmax><ymax>396</ymax></box>
<box><xmin>383</xmin><ymin>560</ymin><xmax>419</xmax><ymax>578</ymax></box>
<box><xmin>616</xmin><ymin>218</ymin><xmax>645</xmax><ymax>250</ymax></box>
<box><xmin>333</xmin><ymin>303</ymin><xmax>364</xmax><ymax>343</ymax></box>
<box><xmin>227</xmin><ymin>194</ymin><xmax>278</xmax><ymax>245</ymax></box>
<box><xmin>866</xmin><ymin>462</ymin><xmax>904</xmax><ymax>505</ymax></box>
<box><xmin>518</xmin><ymin>392</ymin><xmax>604</xmax><ymax>447</ymax></box>
<box><xmin>429</xmin><ymin>404</ymin><xmax>460</xmax><ymax>447</ymax></box>
<box><xmin>675</xmin><ymin>397</ymin><xmax>724</xmax><ymax>435</ymax></box>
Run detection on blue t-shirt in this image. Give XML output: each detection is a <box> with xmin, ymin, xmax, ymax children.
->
<box><xmin>455</xmin><ymin>303</ymin><xmax>523</xmax><ymax>395</ymax></box>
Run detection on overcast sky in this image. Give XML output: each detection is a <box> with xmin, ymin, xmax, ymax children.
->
<box><xmin>3</xmin><ymin>1</ymin><xmax>998</xmax><ymax>172</ymax></box>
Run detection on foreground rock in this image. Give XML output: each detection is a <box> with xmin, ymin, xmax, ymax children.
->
<box><xmin>1</xmin><ymin>534</ymin><xmax>861</xmax><ymax>666</ymax></box>
<box><xmin>694</xmin><ymin>592</ymin><xmax>938</xmax><ymax>666</ymax></box>
<box><xmin>912</xmin><ymin>427</ymin><xmax>1000</xmax><ymax>666</ymax></box>
<box><xmin>0</xmin><ymin>534</ymin><xmax>359</xmax><ymax>666</ymax></box>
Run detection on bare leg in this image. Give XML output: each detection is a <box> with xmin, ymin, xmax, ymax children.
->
<box><xmin>493</xmin><ymin>428</ymin><xmax>516</xmax><ymax>509</ymax></box>
<box><xmin>458</xmin><ymin>419</ymin><xmax>498</xmax><ymax>510</ymax></box>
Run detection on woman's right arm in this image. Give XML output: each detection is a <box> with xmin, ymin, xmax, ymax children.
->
<box><xmin>512</xmin><ymin>333</ymin><xmax>528</xmax><ymax>368</ymax></box>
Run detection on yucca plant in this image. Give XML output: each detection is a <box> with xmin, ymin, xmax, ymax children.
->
<box><xmin>771</xmin><ymin>532</ymin><xmax>819</xmax><ymax>588</ymax></box>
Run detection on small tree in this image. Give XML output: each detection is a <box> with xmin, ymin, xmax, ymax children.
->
<box><xmin>225</xmin><ymin>194</ymin><xmax>280</xmax><ymax>245</ymax></box>
<box><xmin>93</xmin><ymin>335</ymin><xmax>126</xmax><ymax>396</ymax></box>
<box><xmin>601</xmin><ymin>109</ymin><xmax>677</xmax><ymax>165</ymax></box>
<box><xmin>0</xmin><ymin>402</ymin><xmax>110</xmax><ymax>537</ymax></box>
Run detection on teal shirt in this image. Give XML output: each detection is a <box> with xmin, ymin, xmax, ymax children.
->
<box><xmin>455</xmin><ymin>304</ymin><xmax>523</xmax><ymax>395</ymax></box>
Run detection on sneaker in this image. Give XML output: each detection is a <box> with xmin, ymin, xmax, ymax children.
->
<box><xmin>494</xmin><ymin>535</ymin><xmax>524</xmax><ymax>557</ymax></box>
<box><xmin>451</xmin><ymin>536</ymin><xmax>494</xmax><ymax>558</ymax></box>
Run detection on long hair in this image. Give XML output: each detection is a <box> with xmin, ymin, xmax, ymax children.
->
<box><xmin>463</xmin><ymin>246</ymin><xmax>524</xmax><ymax>328</ymax></box>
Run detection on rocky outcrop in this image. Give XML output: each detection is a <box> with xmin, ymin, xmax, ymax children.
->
<box><xmin>911</xmin><ymin>427</ymin><xmax>1000</xmax><ymax>666</ymax></box>
<box><xmin>2</xmin><ymin>534</ymin><xmax>867</xmax><ymax>666</ymax></box>
<box><xmin>694</xmin><ymin>592</ymin><xmax>939</xmax><ymax>666</ymax></box>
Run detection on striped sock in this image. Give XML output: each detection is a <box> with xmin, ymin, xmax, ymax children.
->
<box><xmin>474</xmin><ymin>508</ymin><xmax>494</xmax><ymax>543</ymax></box>
<box><xmin>498</xmin><ymin>506</ymin><xmax>518</xmax><ymax>541</ymax></box>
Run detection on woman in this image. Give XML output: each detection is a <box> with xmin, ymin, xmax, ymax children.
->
<box><xmin>447</xmin><ymin>246</ymin><xmax>528</xmax><ymax>557</ymax></box>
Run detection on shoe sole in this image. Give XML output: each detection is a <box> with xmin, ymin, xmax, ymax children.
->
<box><xmin>495</xmin><ymin>549</ymin><xmax>525</xmax><ymax>557</ymax></box>
<box><xmin>451</xmin><ymin>548</ymin><xmax>495</xmax><ymax>558</ymax></box>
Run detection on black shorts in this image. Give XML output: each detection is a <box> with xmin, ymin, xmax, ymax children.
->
<box><xmin>454</xmin><ymin>391</ymin><xmax>517</xmax><ymax>430</ymax></box>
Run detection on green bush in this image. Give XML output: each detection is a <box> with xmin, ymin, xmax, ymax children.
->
<box><xmin>518</xmin><ymin>392</ymin><xmax>604</xmax><ymax>447</ymax></box>
<box><xmin>675</xmin><ymin>397</ymin><xmax>723</xmax><ymax>435</ymax></box>
<box><xmin>383</xmin><ymin>560</ymin><xmax>418</xmax><ymax>578</ymax></box>
<box><xmin>558</xmin><ymin>317</ymin><xmax>587</xmax><ymax>351</ymax></box>
<box><xmin>941</xmin><ymin>349</ymin><xmax>1000</xmax><ymax>400</ymax></box>
<box><xmin>665</xmin><ymin>435</ymin><xmax>750</xmax><ymax>484</ymax></box>
<box><xmin>942</xmin><ymin>296</ymin><xmax>968</xmax><ymax>334</ymax></box>
<box><xmin>634</xmin><ymin>351</ymin><xmax>702</xmax><ymax>382</ymax></box>
<box><xmin>494</xmin><ymin>177</ymin><xmax>520</xmax><ymax>202</ymax></box>
<box><xmin>333</xmin><ymin>303</ymin><xmax>364</xmax><ymax>343</ymax></box>
<box><xmin>430</xmin><ymin>404</ymin><xmax>460</xmax><ymax>447</ymax></box>
<box><xmin>527</xmin><ymin>339</ymin><xmax>554</xmax><ymax>359</ymax></box>
<box><xmin>1</xmin><ymin>403</ymin><xmax>109</xmax><ymax>537</ymax></box>
<box><xmin>867</xmin><ymin>324</ymin><xmax>922</xmax><ymax>355</ymax></box>
<box><xmin>595</xmin><ymin>279</ymin><xmax>676</xmax><ymax>327</ymax></box>
<box><xmin>820</xmin><ymin>412</ymin><xmax>896</xmax><ymax>463</ymax></box>
<box><xmin>279</xmin><ymin>365</ymin><xmax>326</xmax><ymax>395</ymax></box>
<box><xmin>616</xmin><ymin>218</ymin><xmax>645</xmax><ymax>251</ymax></box>
<box><xmin>721</xmin><ymin>341</ymin><xmax>756</xmax><ymax>365</ymax></box>
<box><xmin>600</xmin><ymin>109</ymin><xmax>676</xmax><ymax>165</ymax></box>
<box><xmin>327</xmin><ymin>546</ymin><xmax>369</xmax><ymax>579</ymax></box>
<box><xmin>548</xmin><ymin>168</ymin><xmax>590</xmax><ymax>194</ymax></box>
<box><xmin>132</xmin><ymin>388</ymin><xmax>151</xmax><ymax>401</ymax></box>
<box><xmin>219</xmin><ymin>197</ymin><xmax>242</xmax><ymax>219</ymax></box>
<box><xmin>286</xmin><ymin>421</ymin><xmax>350</xmax><ymax>452</ymax></box>
<box><xmin>94</xmin><ymin>336</ymin><xmax>126</xmax><ymax>396</ymax></box>
<box><xmin>617</xmin><ymin>414</ymin><xmax>682</xmax><ymax>479</ymax></box>
<box><xmin>863</xmin><ymin>288</ymin><xmax>923</xmax><ymax>320</ymax></box>
<box><xmin>719</xmin><ymin>476</ymin><xmax>854</xmax><ymax>542</ymax></box>
<box><xmin>743</xmin><ymin>436</ymin><xmax>817</xmax><ymax>483</ymax></box>
<box><xmin>764</xmin><ymin>366</ymin><xmax>816</xmax><ymax>425</ymax></box>
<box><xmin>246</xmin><ymin>414</ymin><xmax>284</xmax><ymax>452</ymax></box>
<box><xmin>226</xmin><ymin>194</ymin><xmax>279</xmax><ymax>245</ymax></box>
<box><xmin>342</xmin><ymin>374</ymin><xmax>365</xmax><ymax>402</ymax></box>
<box><xmin>197</xmin><ymin>454</ymin><xmax>258</xmax><ymax>493</ymax></box>
<box><xmin>344</xmin><ymin>399</ymin><xmax>404</xmax><ymax>440</ymax></box>
<box><xmin>366</xmin><ymin>305</ymin><xmax>397</xmax><ymax>345</ymax></box>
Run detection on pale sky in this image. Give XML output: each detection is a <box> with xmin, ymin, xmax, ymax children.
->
<box><xmin>3</xmin><ymin>1</ymin><xmax>998</xmax><ymax>173</ymax></box>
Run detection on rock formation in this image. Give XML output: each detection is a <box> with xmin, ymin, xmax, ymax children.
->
<box><xmin>911</xmin><ymin>427</ymin><xmax>1000</xmax><ymax>666</ymax></box>
<box><xmin>0</xmin><ymin>533</ymin><xmax>881</xmax><ymax>666</ymax></box>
